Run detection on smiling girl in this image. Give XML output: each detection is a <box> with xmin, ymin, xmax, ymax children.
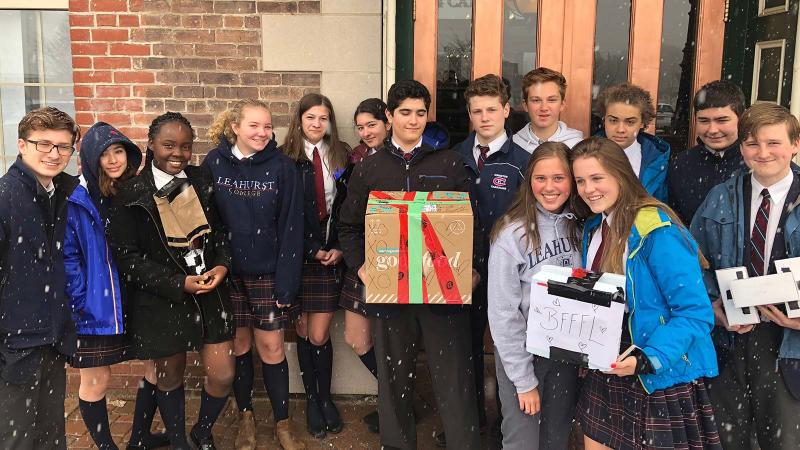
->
<box><xmin>281</xmin><ymin>93</ymin><xmax>350</xmax><ymax>438</ymax></box>
<box><xmin>203</xmin><ymin>100</ymin><xmax>305</xmax><ymax>450</ymax></box>
<box><xmin>488</xmin><ymin>142</ymin><xmax>588</xmax><ymax>450</ymax></box>
<box><xmin>571</xmin><ymin>137</ymin><xmax>720</xmax><ymax>450</ymax></box>
<box><xmin>109</xmin><ymin>112</ymin><xmax>235</xmax><ymax>449</ymax></box>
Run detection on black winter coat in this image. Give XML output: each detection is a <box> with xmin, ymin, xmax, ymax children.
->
<box><xmin>109</xmin><ymin>163</ymin><xmax>233</xmax><ymax>359</ymax></box>
<box><xmin>0</xmin><ymin>159</ymin><xmax>78</xmax><ymax>383</ymax></box>
<box><xmin>338</xmin><ymin>140</ymin><xmax>480</xmax><ymax>318</ymax></box>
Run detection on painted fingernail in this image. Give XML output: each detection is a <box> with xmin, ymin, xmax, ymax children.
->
<box><xmin>610</xmin><ymin>363</ymin><xmax>617</xmax><ymax>368</ymax></box>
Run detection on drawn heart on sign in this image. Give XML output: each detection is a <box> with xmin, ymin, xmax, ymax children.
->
<box><xmin>552</xmin><ymin>298</ymin><xmax>561</xmax><ymax>307</ymax></box>
<box><xmin>578</xmin><ymin>342</ymin><xmax>587</xmax><ymax>350</ymax></box>
<box><xmin>592</xmin><ymin>304</ymin><xmax>599</xmax><ymax>311</ymax></box>
<box><xmin>600</xmin><ymin>326</ymin><xmax>607</xmax><ymax>334</ymax></box>
<box><xmin>546</xmin><ymin>336</ymin><xmax>553</xmax><ymax>343</ymax></box>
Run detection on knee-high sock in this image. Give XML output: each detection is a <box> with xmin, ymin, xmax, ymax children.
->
<box><xmin>192</xmin><ymin>387</ymin><xmax>229</xmax><ymax>440</ymax></box>
<box><xmin>233</xmin><ymin>351</ymin><xmax>254</xmax><ymax>412</ymax></box>
<box><xmin>262</xmin><ymin>359</ymin><xmax>290</xmax><ymax>422</ymax></box>
<box><xmin>311</xmin><ymin>339</ymin><xmax>334</xmax><ymax>401</ymax></box>
<box><xmin>296</xmin><ymin>336</ymin><xmax>318</xmax><ymax>401</ymax></box>
<box><xmin>358</xmin><ymin>348</ymin><xmax>378</xmax><ymax>378</ymax></box>
<box><xmin>129</xmin><ymin>378</ymin><xmax>162</xmax><ymax>447</ymax></box>
<box><xmin>79</xmin><ymin>397</ymin><xmax>118</xmax><ymax>450</ymax></box>
<box><xmin>155</xmin><ymin>385</ymin><xmax>189</xmax><ymax>447</ymax></box>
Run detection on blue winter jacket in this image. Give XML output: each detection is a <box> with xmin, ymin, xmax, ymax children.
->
<box><xmin>597</xmin><ymin>131</ymin><xmax>670</xmax><ymax>202</ymax></box>
<box><xmin>690</xmin><ymin>170</ymin><xmax>800</xmax><ymax>362</ymax></box>
<box><xmin>65</xmin><ymin>185</ymin><xmax>124</xmax><ymax>335</ymax></box>
<box><xmin>583</xmin><ymin>208</ymin><xmax>718</xmax><ymax>393</ymax></box>
<box><xmin>202</xmin><ymin>138</ymin><xmax>304</xmax><ymax>305</ymax></box>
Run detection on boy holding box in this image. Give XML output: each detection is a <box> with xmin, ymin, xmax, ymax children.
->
<box><xmin>338</xmin><ymin>79</ymin><xmax>481</xmax><ymax>450</ymax></box>
<box><xmin>0</xmin><ymin>107</ymin><xmax>80</xmax><ymax>449</ymax></box>
<box><xmin>691</xmin><ymin>103</ymin><xmax>800</xmax><ymax>450</ymax></box>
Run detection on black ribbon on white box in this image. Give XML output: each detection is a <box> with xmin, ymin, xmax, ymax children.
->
<box><xmin>526</xmin><ymin>266</ymin><xmax>626</xmax><ymax>370</ymax></box>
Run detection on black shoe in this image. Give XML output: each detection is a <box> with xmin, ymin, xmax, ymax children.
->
<box><xmin>126</xmin><ymin>432</ymin><xmax>171</xmax><ymax>450</ymax></box>
<box><xmin>189</xmin><ymin>427</ymin><xmax>217</xmax><ymax>450</ymax></box>
<box><xmin>434</xmin><ymin>431</ymin><xmax>446</xmax><ymax>448</ymax></box>
<box><xmin>363</xmin><ymin>409</ymin><xmax>379</xmax><ymax>434</ymax></box>
<box><xmin>306</xmin><ymin>398</ymin><xmax>327</xmax><ymax>439</ymax></box>
<box><xmin>318</xmin><ymin>398</ymin><xmax>343</xmax><ymax>434</ymax></box>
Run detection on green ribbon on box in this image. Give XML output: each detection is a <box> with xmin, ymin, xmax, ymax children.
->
<box><xmin>368</xmin><ymin>191</ymin><xmax>470</xmax><ymax>304</ymax></box>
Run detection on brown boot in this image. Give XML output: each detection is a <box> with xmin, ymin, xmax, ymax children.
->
<box><xmin>235</xmin><ymin>410</ymin><xmax>257</xmax><ymax>450</ymax></box>
<box><xmin>275</xmin><ymin>418</ymin><xmax>306</xmax><ymax>450</ymax></box>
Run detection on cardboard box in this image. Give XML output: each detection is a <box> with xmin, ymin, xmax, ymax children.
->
<box><xmin>363</xmin><ymin>191</ymin><xmax>473</xmax><ymax>305</ymax></box>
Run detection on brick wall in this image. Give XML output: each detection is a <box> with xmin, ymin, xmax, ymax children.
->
<box><xmin>66</xmin><ymin>0</ymin><xmax>321</xmax><ymax>397</ymax></box>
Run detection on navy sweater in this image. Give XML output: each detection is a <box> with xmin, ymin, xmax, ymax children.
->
<box><xmin>202</xmin><ymin>139</ymin><xmax>304</xmax><ymax>305</ymax></box>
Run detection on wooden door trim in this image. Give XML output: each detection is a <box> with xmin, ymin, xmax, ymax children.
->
<box><xmin>629</xmin><ymin>0</ymin><xmax>664</xmax><ymax>134</ymax></box>
<box><xmin>559</xmin><ymin>0</ymin><xmax>597</xmax><ymax>137</ymax></box>
<box><xmin>691</xmin><ymin>0</ymin><xmax>726</xmax><ymax>139</ymax></box>
<box><xmin>472</xmin><ymin>0</ymin><xmax>504</xmax><ymax>78</ymax></box>
<box><xmin>414</xmin><ymin>0</ymin><xmax>438</xmax><ymax>119</ymax></box>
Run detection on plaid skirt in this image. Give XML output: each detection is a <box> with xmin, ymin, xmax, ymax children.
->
<box><xmin>70</xmin><ymin>333</ymin><xmax>131</xmax><ymax>368</ymax></box>
<box><xmin>298</xmin><ymin>261</ymin><xmax>342</xmax><ymax>313</ymax></box>
<box><xmin>230</xmin><ymin>274</ymin><xmax>300</xmax><ymax>331</ymax></box>
<box><xmin>339</xmin><ymin>269</ymin><xmax>368</xmax><ymax>316</ymax></box>
<box><xmin>578</xmin><ymin>371</ymin><xmax>722</xmax><ymax>450</ymax></box>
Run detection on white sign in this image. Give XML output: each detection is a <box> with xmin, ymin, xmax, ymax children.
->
<box><xmin>714</xmin><ymin>267</ymin><xmax>760</xmax><ymax>326</ymax></box>
<box><xmin>526</xmin><ymin>265</ymin><xmax>626</xmax><ymax>371</ymax></box>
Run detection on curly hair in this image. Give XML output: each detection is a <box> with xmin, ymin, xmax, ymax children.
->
<box><xmin>18</xmin><ymin>106</ymin><xmax>81</xmax><ymax>144</ymax></box>
<box><xmin>596</xmin><ymin>83</ymin><xmax>656</xmax><ymax>126</ymax></box>
<box><xmin>207</xmin><ymin>99</ymin><xmax>271</xmax><ymax>146</ymax></box>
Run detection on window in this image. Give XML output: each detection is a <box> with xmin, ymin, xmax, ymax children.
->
<box><xmin>502</xmin><ymin>0</ymin><xmax>537</xmax><ymax>133</ymax></box>
<box><xmin>0</xmin><ymin>9</ymin><xmax>75</xmax><ymax>173</ymax></box>
<box><xmin>436</xmin><ymin>0</ymin><xmax>473</xmax><ymax>146</ymax></box>
<box><xmin>591</xmin><ymin>0</ymin><xmax>632</xmax><ymax>133</ymax></box>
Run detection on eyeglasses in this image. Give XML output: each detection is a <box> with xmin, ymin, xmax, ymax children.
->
<box><xmin>25</xmin><ymin>139</ymin><xmax>75</xmax><ymax>157</ymax></box>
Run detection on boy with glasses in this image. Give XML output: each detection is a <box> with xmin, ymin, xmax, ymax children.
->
<box><xmin>0</xmin><ymin>107</ymin><xmax>80</xmax><ymax>449</ymax></box>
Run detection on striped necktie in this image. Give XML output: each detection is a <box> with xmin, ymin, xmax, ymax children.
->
<box><xmin>749</xmin><ymin>188</ymin><xmax>771</xmax><ymax>276</ymax></box>
<box><xmin>477</xmin><ymin>145</ymin><xmax>489</xmax><ymax>171</ymax></box>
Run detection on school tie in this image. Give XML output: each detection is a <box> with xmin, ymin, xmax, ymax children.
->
<box><xmin>591</xmin><ymin>219</ymin><xmax>609</xmax><ymax>272</ymax></box>
<box><xmin>312</xmin><ymin>147</ymin><xmax>328</xmax><ymax>221</ymax></box>
<box><xmin>749</xmin><ymin>188</ymin><xmax>771</xmax><ymax>276</ymax></box>
<box><xmin>477</xmin><ymin>145</ymin><xmax>489</xmax><ymax>171</ymax></box>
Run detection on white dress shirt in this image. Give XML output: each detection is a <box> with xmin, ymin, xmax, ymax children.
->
<box><xmin>473</xmin><ymin>132</ymin><xmax>508</xmax><ymax>166</ymax></box>
<box><xmin>623</xmin><ymin>139</ymin><xmax>643</xmax><ymax>177</ymax></box>
<box><xmin>749</xmin><ymin>170</ymin><xmax>794</xmax><ymax>274</ymax></box>
<box><xmin>152</xmin><ymin>161</ymin><xmax>187</xmax><ymax>190</ymax></box>
<box><xmin>392</xmin><ymin>137</ymin><xmax>423</xmax><ymax>154</ymax></box>
<box><xmin>232</xmin><ymin>144</ymin><xmax>253</xmax><ymax>160</ymax></box>
<box><xmin>586</xmin><ymin>212</ymin><xmax>629</xmax><ymax>310</ymax></box>
<box><xmin>303</xmin><ymin>139</ymin><xmax>336</xmax><ymax>215</ymax></box>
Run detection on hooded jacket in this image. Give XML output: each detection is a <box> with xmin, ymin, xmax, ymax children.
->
<box><xmin>583</xmin><ymin>208</ymin><xmax>718</xmax><ymax>393</ymax></box>
<box><xmin>597</xmin><ymin>130</ymin><xmax>671</xmax><ymax>202</ymax></box>
<box><xmin>64</xmin><ymin>122</ymin><xmax>142</xmax><ymax>336</ymax></box>
<box><xmin>488</xmin><ymin>206</ymin><xmax>582</xmax><ymax>393</ymax></box>
<box><xmin>0</xmin><ymin>158</ymin><xmax>79</xmax><ymax>383</ymax></box>
<box><xmin>202</xmin><ymin>138</ymin><xmax>303</xmax><ymax>306</ymax></box>
<box><xmin>690</xmin><ymin>169</ymin><xmax>800</xmax><ymax>366</ymax></box>
<box><xmin>512</xmin><ymin>121</ymin><xmax>584</xmax><ymax>153</ymax></box>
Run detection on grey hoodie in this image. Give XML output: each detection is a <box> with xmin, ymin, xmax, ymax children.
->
<box><xmin>487</xmin><ymin>205</ymin><xmax>582</xmax><ymax>393</ymax></box>
<box><xmin>512</xmin><ymin>121</ymin><xmax>584</xmax><ymax>153</ymax></box>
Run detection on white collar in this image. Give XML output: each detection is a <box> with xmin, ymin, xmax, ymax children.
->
<box><xmin>392</xmin><ymin>137</ymin><xmax>423</xmax><ymax>153</ymax></box>
<box><xmin>231</xmin><ymin>144</ymin><xmax>253</xmax><ymax>160</ymax></box>
<box><xmin>151</xmin><ymin>161</ymin><xmax>187</xmax><ymax>190</ymax></box>
<box><xmin>304</xmin><ymin>139</ymin><xmax>328</xmax><ymax>157</ymax></box>
<box><xmin>474</xmin><ymin>132</ymin><xmax>508</xmax><ymax>154</ymax></box>
<box><xmin>751</xmin><ymin>170</ymin><xmax>794</xmax><ymax>205</ymax></box>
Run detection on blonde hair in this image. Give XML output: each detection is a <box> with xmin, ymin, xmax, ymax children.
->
<box><xmin>739</xmin><ymin>102</ymin><xmax>800</xmax><ymax>143</ymax></box>
<box><xmin>207</xmin><ymin>99</ymin><xmax>271</xmax><ymax>146</ymax></box>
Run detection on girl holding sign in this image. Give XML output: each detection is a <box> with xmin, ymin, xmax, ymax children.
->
<box><xmin>571</xmin><ymin>137</ymin><xmax>720</xmax><ymax>450</ymax></box>
<box><xmin>487</xmin><ymin>141</ymin><xmax>589</xmax><ymax>450</ymax></box>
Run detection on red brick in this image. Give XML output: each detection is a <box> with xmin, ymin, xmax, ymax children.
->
<box><xmin>173</xmin><ymin>30</ymin><xmax>214</xmax><ymax>43</ymax></box>
<box><xmin>116</xmin><ymin>99</ymin><xmax>143</xmax><ymax>112</ymax></box>
<box><xmin>73</xmin><ymin>70</ymin><xmax>112</xmax><ymax>83</ymax></box>
<box><xmin>182</xmin><ymin>15</ymin><xmax>202</xmax><ymax>28</ymax></box>
<box><xmin>156</xmin><ymin>71</ymin><xmax>198</xmax><ymax>83</ymax></box>
<box><xmin>133</xmin><ymin>85</ymin><xmax>172</xmax><ymax>97</ymax></box>
<box><xmin>171</xmin><ymin>0</ymin><xmax>214</xmax><ymax>13</ymax></box>
<box><xmin>195</xmin><ymin>44</ymin><xmax>235</xmax><ymax>57</ymax></box>
<box><xmin>114</xmin><ymin>71</ymin><xmax>155</xmax><ymax>83</ymax></box>
<box><xmin>70</xmin><ymin>28</ymin><xmax>90</xmax><ymax>42</ymax></box>
<box><xmin>223</xmin><ymin>16</ymin><xmax>244</xmax><ymax>28</ymax></box>
<box><xmin>72</xmin><ymin>56</ymin><xmax>92</xmax><ymax>69</ymax></box>
<box><xmin>257</xmin><ymin>1</ymin><xmax>297</xmax><ymax>13</ymax></box>
<box><xmin>90</xmin><ymin>0</ymin><xmax>127</xmax><ymax>12</ymax></box>
<box><xmin>298</xmin><ymin>0</ymin><xmax>321</xmax><ymax>13</ymax></box>
<box><xmin>92</xmin><ymin>28</ymin><xmax>128</xmax><ymax>41</ymax></box>
<box><xmin>165</xmin><ymin>100</ymin><xmax>186</xmax><ymax>111</ymax></box>
<box><xmin>96</xmin><ymin>85</ymin><xmax>130</xmax><ymax>97</ymax></box>
<box><xmin>133</xmin><ymin>57</ymin><xmax>172</xmax><ymax>70</ymax></box>
<box><xmin>160</xmin><ymin>14</ymin><xmax>182</xmax><ymax>27</ymax></box>
<box><xmin>73</xmin><ymin>85</ymin><xmax>94</xmax><ymax>98</ymax></box>
<box><xmin>173</xmin><ymin>58</ymin><xmax>209</xmax><ymax>70</ymax></box>
<box><xmin>130</xmin><ymin>28</ymin><xmax>172</xmax><ymax>42</ymax></box>
<box><xmin>199</xmin><ymin>72</ymin><xmax>238</xmax><ymax>84</ymax></box>
<box><xmin>216</xmin><ymin>58</ymin><xmax>258</xmax><ymax>71</ymax></box>
<box><xmin>75</xmin><ymin>112</ymin><xmax>95</xmax><ymax>124</ymax></box>
<box><xmin>93</xmin><ymin>56</ymin><xmax>131</xmax><ymax>69</ymax></box>
<box><xmin>174</xmin><ymin>85</ymin><xmax>206</xmax><ymax>98</ymax></box>
<box><xmin>95</xmin><ymin>13</ymin><xmax>116</xmax><ymax>26</ymax></box>
<box><xmin>72</xmin><ymin>42</ymin><xmax>108</xmax><ymax>55</ymax></box>
<box><xmin>69</xmin><ymin>14</ymin><xmax>94</xmax><ymax>27</ymax></box>
<box><xmin>118</xmin><ymin>14</ymin><xmax>138</xmax><ymax>26</ymax></box>
<box><xmin>153</xmin><ymin>44</ymin><xmax>194</xmax><ymax>57</ymax></box>
<box><xmin>133</xmin><ymin>113</ymin><xmax>160</xmax><ymax>126</ymax></box>
<box><xmin>140</xmin><ymin>14</ymin><xmax>161</xmax><ymax>26</ymax></box>
<box><xmin>244</xmin><ymin>16</ymin><xmax>261</xmax><ymax>28</ymax></box>
<box><xmin>242</xmin><ymin>72</ymin><xmax>282</xmax><ymax>85</ymax></box>
<box><xmin>186</xmin><ymin>100</ymin><xmax>207</xmax><ymax>113</ymax></box>
<box><xmin>110</xmin><ymin>43</ymin><xmax>150</xmax><ymax>56</ymax></box>
<box><xmin>75</xmin><ymin>98</ymin><xmax>115</xmax><ymax>111</ymax></box>
<box><xmin>118</xmin><ymin>127</ymin><xmax>149</xmax><ymax>140</ymax></box>
<box><xmin>128</xmin><ymin>0</ymin><xmax>145</xmax><ymax>11</ymax></box>
<box><xmin>144</xmin><ymin>99</ymin><xmax>165</xmax><ymax>111</ymax></box>
<box><xmin>282</xmin><ymin>73</ymin><xmax>320</xmax><ymax>86</ymax></box>
<box><xmin>69</xmin><ymin>0</ymin><xmax>90</xmax><ymax>11</ymax></box>
<box><xmin>235</xmin><ymin>44</ymin><xmax>261</xmax><ymax>57</ymax></box>
<box><xmin>202</xmin><ymin>15</ymin><xmax>223</xmax><ymax>28</ymax></box>
<box><xmin>215</xmin><ymin>29</ymin><xmax>259</xmax><ymax>43</ymax></box>
<box><xmin>216</xmin><ymin>86</ymin><xmax>259</xmax><ymax>99</ymax></box>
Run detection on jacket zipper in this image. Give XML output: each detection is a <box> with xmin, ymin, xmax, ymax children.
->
<box><xmin>132</xmin><ymin>201</ymin><xmax>205</xmax><ymax>336</ymax></box>
<box><xmin>104</xmin><ymin>240</ymin><xmax>121</xmax><ymax>334</ymax></box>
<box><xmin>626</xmin><ymin>236</ymin><xmax>651</xmax><ymax>394</ymax></box>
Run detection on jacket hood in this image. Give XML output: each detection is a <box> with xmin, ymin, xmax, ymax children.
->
<box><xmin>211</xmin><ymin>135</ymin><xmax>280</xmax><ymax>165</ymax></box>
<box><xmin>79</xmin><ymin>122</ymin><xmax>142</xmax><ymax>205</ymax></box>
<box><xmin>514</xmin><ymin>121</ymin><xmax>584</xmax><ymax>151</ymax></box>
<box><xmin>584</xmin><ymin>207</ymin><xmax>674</xmax><ymax>259</ymax></box>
